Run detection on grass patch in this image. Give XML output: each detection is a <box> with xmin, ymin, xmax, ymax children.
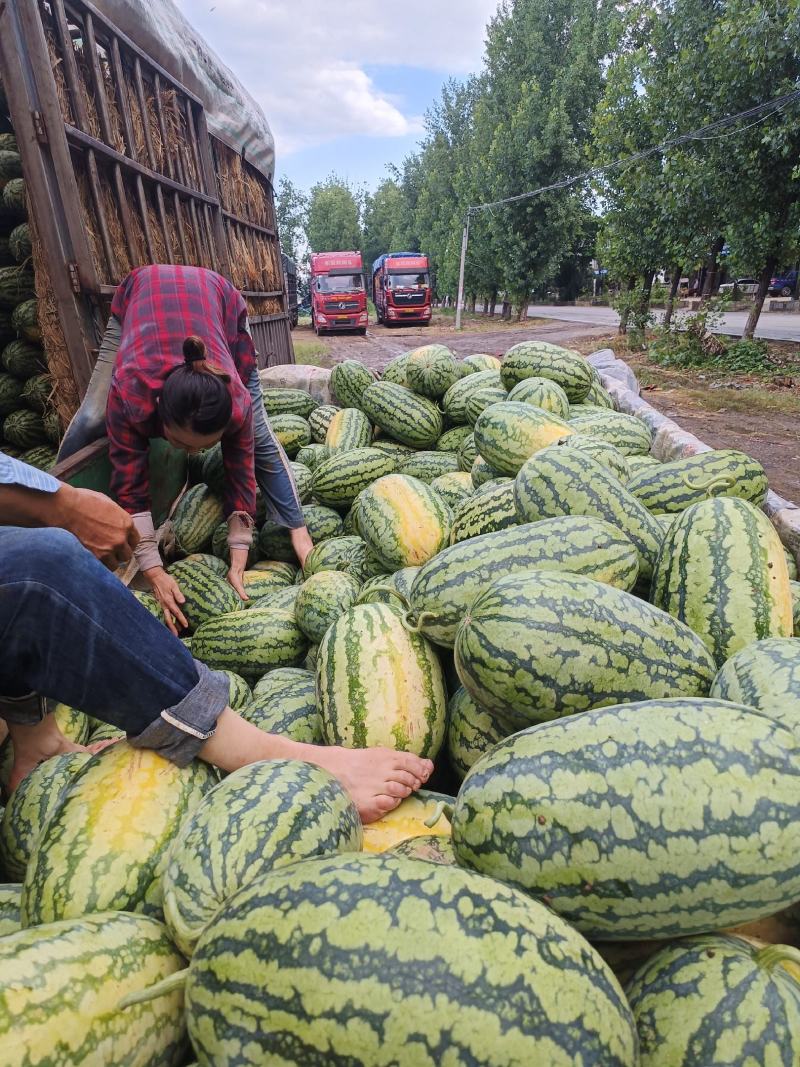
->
<box><xmin>292</xmin><ymin>336</ymin><xmax>330</xmax><ymax>366</ymax></box>
<box><xmin>430</xmin><ymin>309</ymin><xmax>552</xmax><ymax>332</ymax></box>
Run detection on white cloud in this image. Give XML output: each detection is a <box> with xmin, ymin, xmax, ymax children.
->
<box><xmin>179</xmin><ymin>0</ymin><xmax>498</xmax><ymax>157</ymax></box>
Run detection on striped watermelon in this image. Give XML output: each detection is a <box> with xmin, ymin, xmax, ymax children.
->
<box><xmin>390</xmin><ymin>834</ymin><xmax>456</xmax><ymax>865</ymax></box>
<box><xmin>192</xmin><ymin>606</ymin><xmax>308</xmax><ymax>682</ymax></box>
<box><xmin>449</xmin><ymin>480</ymin><xmax>517</xmax><ymax>543</ymax></box>
<box><xmin>399</xmin><ymin>450</ymin><xmax>460</xmax><ymax>482</ymax></box>
<box><xmin>2</xmin><ymin>407</ymin><xmax>46</xmax><ymax>448</ymax></box>
<box><xmin>457</xmin><ymin>431</ymin><xmax>477</xmax><ymax>472</ymax></box>
<box><xmin>0</xmin><ymin>883</ymin><xmax>20</xmax><ymax>936</ymax></box>
<box><xmin>360</xmin><ymin>381</ymin><xmax>443</xmax><ymax>448</ymax></box>
<box><xmin>452</xmin><ymin>698</ymin><xmax>800</xmax><ymax>939</ymax></box>
<box><xmin>442</xmin><ymin>369</ymin><xmax>503</xmax><ymax>423</ymax></box>
<box><xmin>501</xmin><ymin>340</ymin><xmax>593</xmax><ymax>401</ymax></box>
<box><xmin>406</xmin><ymin>517</ymin><xmax>639</xmax><ymax>647</ymax></box>
<box><xmin>430</xmin><ymin>470</ymin><xmax>473</xmax><ymax>509</ymax></box>
<box><xmin>295</xmin><ymin>443</ymin><xmax>328</xmax><ymax>471</ymax></box>
<box><xmin>290</xmin><ymin>460</ymin><xmax>313</xmax><ymax>503</ymax></box>
<box><xmin>0</xmin><ymin>370</ymin><xmax>23</xmax><ymax>414</ymax></box>
<box><xmin>184</xmin><ymin>854</ymin><xmax>637</xmax><ymax>1065</ymax></box>
<box><xmin>21</xmin><ymin>743</ymin><xmax>217</xmax><ymax>925</ymax></box>
<box><xmin>199</xmin><ymin>443</ymin><xmax>224</xmax><ymax>492</ymax></box>
<box><xmin>514</xmin><ymin>447</ymin><xmax>664</xmax><ymax>581</ymax></box>
<box><xmin>308</xmin><ymin>403</ymin><xmax>340</xmax><ymax>443</ymax></box>
<box><xmin>172</xmin><ymin>552</ymin><xmax>228</xmax><ymax>578</ymax></box>
<box><xmin>358</xmin><ymin>473</ymin><xmax>451</xmax><ymax>569</ymax></box>
<box><xmin>361</xmin><ymin>789</ymin><xmax>453</xmax><ymax>853</ymax></box>
<box><xmin>317</xmin><ymin>604</ymin><xmax>446</xmax><ymax>757</ymax></box>
<box><xmin>584</xmin><ymin>377</ymin><xmax>616</xmax><ymax>409</ymax></box>
<box><xmin>370</xmin><ymin>436</ymin><xmax>414</xmax><ymax>459</ymax></box>
<box><xmin>629</xmin><ymin>448</ymin><xmax>769</xmax><ymax>513</ymax></box>
<box><xmin>303</xmin><ymin>503</ymin><xmax>344</xmax><ymax>542</ymax></box>
<box><xmin>21</xmin><ymin>372</ymin><xmax>50</xmax><ymax>412</ymax></box>
<box><xmin>1</xmin><ymin>338</ymin><xmax>44</xmax><ymax>378</ymax></box>
<box><xmin>0</xmin><ymin>266</ymin><xmax>35</xmax><ymax>309</ymax></box>
<box><xmin>295</xmin><ymin>570</ymin><xmax>361</xmax><ymax>644</ymax></box>
<box><xmin>0</xmin><ymin>912</ymin><xmax>187</xmax><ymax>1065</ymax></box>
<box><xmin>554</xmin><ymin>433</ymin><xmax>630</xmax><ymax>482</ymax></box>
<box><xmin>244</xmin><ymin>583</ymin><xmax>301</xmax><ymax>614</ymax></box>
<box><xmin>474</xmin><ymin>401</ymin><xmax>573</xmax><ymax>475</ymax></box>
<box><xmin>311</xmin><ymin>446</ymin><xmax>396</xmax><ymax>509</ymax></box>
<box><xmin>462</xmin><ymin>353</ymin><xmax>502</xmax><ymax>373</ymax></box>
<box><xmin>0</xmin><ymin>703</ymin><xmax>90</xmax><ymax>792</ymax></box>
<box><xmin>626</xmin><ymin>454</ymin><xmax>661</xmax><ymax>477</ymax></box>
<box><xmin>242</xmin><ymin>561</ymin><xmax>296</xmax><ymax>598</ymax></box>
<box><xmin>131</xmin><ymin>589</ymin><xmax>165</xmax><ymax>625</ymax></box>
<box><xmin>217</xmin><ymin>670</ymin><xmax>252</xmax><ymax>710</ymax></box>
<box><xmin>324</xmin><ymin>406</ymin><xmax>372</xmax><ymax>452</ymax></box>
<box><xmin>470</xmin><ymin>454</ymin><xmax>501</xmax><ymax>487</ymax></box>
<box><xmin>436</xmin><ymin>424</ymin><xmax>472</xmax><ymax>452</ymax></box>
<box><xmin>379</xmin><ymin>350</ymin><xmax>412</xmax><ymax>386</ymax></box>
<box><xmin>625</xmin><ymin>935</ymin><xmax>800</xmax><ymax>1065</ymax></box>
<box><xmin>711</xmin><ymin>638</ymin><xmax>800</xmax><ymax>734</ymax></box>
<box><xmin>19</xmin><ymin>445</ymin><xmax>56</xmax><ymax>471</ymax></box>
<box><xmin>242</xmin><ymin>666</ymin><xmax>320</xmax><ymax>742</ymax></box>
<box><xmin>172</xmin><ymin>484</ymin><xmax>224</xmax><ymax>555</ymax></box>
<box><xmin>269</xmin><ymin>413</ymin><xmax>311</xmax><ymax>457</ymax></box>
<box><xmin>262</xmin><ymin>387</ymin><xmax>318</xmax><ymax>418</ymax></box>
<box><xmin>302</xmin><ymin>534</ymin><xmax>364</xmax><ymax>578</ymax></box>
<box><xmin>355</xmin><ymin>566</ymin><xmax>419</xmax><ymax>611</ymax></box>
<box><xmin>405</xmin><ymin>344</ymin><xmax>461</xmax><ymax>398</ymax></box>
<box><xmin>568</xmin><ymin>410</ymin><xmax>653</xmax><ymax>456</ymax></box>
<box><xmin>506</xmin><ymin>375</ymin><xmax>571</xmax><ymax>418</ymax></box>
<box><xmin>454</xmin><ymin>570</ymin><xmax>716</xmax><ymax>723</ymax></box>
<box><xmin>330</xmin><ymin>359</ymin><xmax>377</xmax><ymax>407</ymax></box>
<box><xmin>447</xmin><ymin>686</ymin><xmax>516</xmax><ymax>780</ymax></box>
<box><xmin>162</xmin><ymin>760</ymin><xmax>362</xmax><ymax>956</ymax></box>
<box><xmin>652</xmin><ymin>497</ymin><xmax>793</xmax><ymax>666</ymax></box>
<box><xmin>166</xmin><ymin>558</ymin><xmax>241</xmax><ymax>632</ymax></box>
<box><xmin>0</xmin><ymin>751</ymin><xmax>92</xmax><ymax>882</ymax></box>
<box><xmin>463</xmin><ymin>385</ymin><xmax>508</xmax><ymax>426</ymax></box>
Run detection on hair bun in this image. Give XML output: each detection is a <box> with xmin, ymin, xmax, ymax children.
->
<box><xmin>183</xmin><ymin>335</ymin><xmax>206</xmax><ymax>364</ymax></box>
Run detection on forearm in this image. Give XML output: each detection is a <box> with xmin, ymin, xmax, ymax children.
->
<box><xmin>0</xmin><ymin>483</ymin><xmax>69</xmax><ymax>528</ymax></box>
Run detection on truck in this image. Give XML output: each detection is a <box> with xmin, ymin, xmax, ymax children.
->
<box><xmin>309</xmin><ymin>252</ymin><xmax>368</xmax><ymax>335</ymax></box>
<box><xmin>372</xmin><ymin>253</ymin><xmax>432</xmax><ymax>327</ymax></box>
<box><xmin>282</xmin><ymin>253</ymin><xmax>299</xmax><ymax>328</ymax></box>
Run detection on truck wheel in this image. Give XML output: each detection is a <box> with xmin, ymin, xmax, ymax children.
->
<box><xmin>357</xmin><ymin>328</ymin><xmax>367</xmax><ymax>336</ymax></box>
<box><xmin>781</xmin><ymin>286</ymin><xmax>792</xmax><ymax>297</ymax></box>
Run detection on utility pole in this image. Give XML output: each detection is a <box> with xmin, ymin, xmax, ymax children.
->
<box><xmin>455</xmin><ymin>210</ymin><xmax>471</xmax><ymax>330</ymax></box>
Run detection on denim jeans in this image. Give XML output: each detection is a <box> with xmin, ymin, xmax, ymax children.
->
<box><xmin>0</xmin><ymin>527</ymin><xmax>230</xmax><ymax>765</ymax></box>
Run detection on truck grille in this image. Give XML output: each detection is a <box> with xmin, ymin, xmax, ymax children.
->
<box><xmin>393</xmin><ymin>292</ymin><xmax>426</xmax><ymax>307</ymax></box>
<box><xmin>324</xmin><ymin>300</ymin><xmax>360</xmax><ymax>312</ymax></box>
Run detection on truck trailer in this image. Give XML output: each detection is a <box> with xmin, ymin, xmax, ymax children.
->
<box><xmin>309</xmin><ymin>251</ymin><xmax>368</xmax><ymax>335</ymax></box>
<box><xmin>372</xmin><ymin>252</ymin><xmax>432</xmax><ymax>326</ymax></box>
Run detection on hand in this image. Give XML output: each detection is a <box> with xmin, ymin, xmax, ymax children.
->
<box><xmin>290</xmin><ymin>526</ymin><xmax>314</xmax><ymax>569</ymax></box>
<box><xmin>52</xmin><ymin>484</ymin><xmax>139</xmax><ymax>569</ymax></box>
<box><xmin>143</xmin><ymin>566</ymin><xmax>188</xmax><ymax>636</ymax></box>
<box><xmin>226</xmin><ymin>546</ymin><xmax>249</xmax><ymax>600</ymax></box>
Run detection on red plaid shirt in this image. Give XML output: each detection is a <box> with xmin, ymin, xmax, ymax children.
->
<box><xmin>106</xmin><ymin>265</ymin><xmax>258</xmax><ymax>518</ymax></box>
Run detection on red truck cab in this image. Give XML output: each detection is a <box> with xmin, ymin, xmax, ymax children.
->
<box><xmin>372</xmin><ymin>253</ymin><xmax>432</xmax><ymax>326</ymax></box>
<box><xmin>309</xmin><ymin>252</ymin><xmax>368</xmax><ymax>335</ymax></box>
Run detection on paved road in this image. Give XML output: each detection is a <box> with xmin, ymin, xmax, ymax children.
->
<box><xmin>519</xmin><ymin>304</ymin><xmax>800</xmax><ymax>342</ymax></box>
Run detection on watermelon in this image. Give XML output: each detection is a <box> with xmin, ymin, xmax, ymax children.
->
<box><xmin>192</xmin><ymin>606</ymin><xmax>308</xmax><ymax>682</ymax></box>
<box><xmin>324</xmin><ymin>406</ymin><xmax>372</xmax><ymax>452</ymax></box>
<box><xmin>317</xmin><ymin>603</ymin><xmax>446</xmax><ymax>757</ymax></box>
<box><xmin>0</xmin><ymin>912</ymin><xmax>187</xmax><ymax>1065</ymax></box>
<box><xmin>463</xmin><ymin>385</ymin><xmax>508</xmax><ymax>426</ymax></box>
<box><xmin>710</xmin><ymin>638</ymin><xmax>800</xmax><ymax>735</ymax></box>
<box><xmin>358</xmin><ymin>473</ymin><xmax>451</xmax><ymax>569</ymax></box>
<box><xmin>262</xmin><ymin>387</ymin><xmax>318</xmax><ymax>418</ymax></box>
<box><xmin>514</xmin><ymin>447</ymin><xmax>664</xmax><ymax>581</ymax></box>
<box><xmin>295</xmin><ymin>570</ymin><xmax>361</xmax><ymax>644</ymax></box>
<box><xmin>379</xmin><ymin>349</ymin><xmax>413</xmax><ymax>385</ymax></box>
<box><xmin>311</xmin><ymin>446</ymin><xmax>396</xmax><ymax>509</ymax></box>
<box><xmin>390</xmin><ymin>834</ymin><xmax>456</xmax><ymax>865</ymax></box>
<box><xmin>470</xmin><ymin>454</ymin><xmax>500</xmax><ymax>487</ymax></box>
<box><xmin>2</xmin><ymin>176</ymin><xmax>26</xmax><ymax>213</ymax></box>
<box><xmin>0</xmin><ymin>752</ymin><xmax>92</xmax><ymax>882</ymax></box>
<box><xmin>303</xmin><ymin>503</ymin><xmax>344</xmax><ymax>542</ymax></box>
<box><xmin>0</xmin><ymin>150</ymin><xmax>22</xmax><ymax>187</ymax></box>
<box><xmin>462</xmin><ymin>353</ymin><xmax>501</xmax><ymax>373</ymax></box>
<box><xmin>429</xmin><ymin>470</ymin><xmax>473</xmax><ymax>509</ymax></box>
<box><xmin>20</xmin><ymin>371</ymin><xmax>49</xmax><ymax>412</ymax></box>
<box><xmin>166</xmin><ymin>558</ymin><xmax>241</xmax><ymax>632</ymax></box>
<box><xmin>21</xmin><ymin>743</ymin><xmax>217</xmax><ymax>925</ymax></box>
<box><xmin>2</xmin><ymin>338</ymin><xmax>44</xmax><ymax>379</ymax></box>
<box><xmin>330</xmin><ymin>359</ymin><xmax>377</xmax><ymax>407</ymax></box>
<box><xmin>452</xmin><ymin>698</ymin><xmax>800</xmax><ymax>939</ymax></box>
<box><xmin>629</xmin><ymin>448</ymin><xmax>769</xmax><ymax>513</ymax></box>
<box><xmin>0</xmin><ymin>702</ymin><xmax>89</xmax><ymax>792</ymax></box>
<box><xmin>442</xmin><ymin>368</ymin><xmax>502</xmax><ymax>423</ymax></box>
<box><xmin>242</xmin><ymin>563</ymin><xmax>296</xmax><ymax>599</ymax></box>
<box><xmin>0</xmin><ymin>266</ymin><xmax>35</xmax><ymax>308</ymax></box>
<box><xmin>295</xmin><ymin>443</ymin><xmax>328</xmax><ymax>471</ymax></box>
<box><xmin>370</xmin><ymin>436</ymin><xmax>414</xmax><ymax>459</ymax></box>
<box><xmin>290</xmin><ymin>460</ymin><xmax>313</xmax><ymax>503</ymax></box>
<box><xmin>474</xmin><ymin>401</ymin><xmax>573</xmax><ymax>475</ymax></box>
<box><xmin>361</xmin><ymin>381</ymin><xmax>443</xmax><ymax>448</ymax></box>
<box><xmin>2</xmin><ymin>407</ymin><xmax>46</xmax><ymax>448</ymax></box>
<box><xmin>457</xmin><ymin>431</ymin><xmax>477</xmax><ymax>472</ymax></box>
<box><xmin>405</xmin><ymin>343</ymin><xmax>461</xmax><ymax>398</ymax></box>
<box><xmin>406</xmin><ymin>517</ymin><xmax>639</xmax><ymax>648</ymax></box>
<box><xmin>8</xmin><ymin>222</ymin><xmax>32</xmax><ymax>264</ymax></box>
<box><xmin>506</xmin><ymin>375</ymin><xmax>571</xmax><ymax>418</ymax></box>
<box><xmin>554</xmin><ymin>433</ymin><xmax>630</xmax><ymax>482</ymax></box>
<box><xmin>449</xmin><ymin>480</ymin><xmax>517</xmax><ymax>543</ymax></box>
<box><xmin>784</xmin><ymin>548</ymin><xmax>798</xmax><ymax>580</ymax></box>
<box><xmin>584</xmin><ymin>377</ymin><xmax>616</xmax><ymax>409</ymax></box>
<box><xmin>184</xmin><ymin>854</ymin><xmax>637</xmax><ymax>1066</ymax></box>
<box><xmin>131</xmin><ymin>589</ymin><xmax>165</xmax><ymax>624</ymax></box>
<box><xmin>501</xmin><ymin>340</ymin><xmax>593</xmax><ymax>401</ymax></box>
<box><xmin>170</xmin><ymin>552</ymin><xmax>228</xmax><ymax>578</ymax></box>
<box><xmin>399</xmin><ymin>449</ymin><xmax>459</xmax><ymax>482</ymax></box>
<box><xmin>242</xmin><ymin>666</ymin><xmax>320</xmax><ymax>742</ymax></box>
<box><xmin>625</xmin><ymin>935</ymin><xmax>800</xmax><ymax>1065</ymax></box>
<box><xmin>302</xmin><ymin>534</ymin><xmax>364</xmax><ymax>578</ymax></box>
<box><xmin>361</xmin><ymin>789</ymin><xmax>453</xmax><ymax>853</ymax></box>
<box><xmin>568</xmin><ymin>410</ymin><xmax>653</xmax><ymax>456</ymax></box>
<box><xmin>308</xmin><ymin>403</ymin><xmax>340</xmax><ymax>443</ymax></box>
<box><xmin>436</xmin><ymin>424</ymin><xmax>472</xmax><ymax>452</ymax></box>
<box><xmin>217</xmin><ymin>670</ymin><xmax>252</xmax><ymax>710</ymax></box>
<box><xmin>455</xmin><ymin>570</ymin><xmax>716</xmax><ymax>724</ymax></box>
<box><xmin>355</xmin><ymin>566</ymin><xmax>419</xmax><ymax>611</ymax></box>
<box><xmin>244</xmin><ymin>583</ymin><xmax>301</xmax><ymax>614</ymax></box>
<box><xmin>200</xmin><ymin>444</ymin><xmax>224</xmax><ymax>493</ymax></box>
<box><xmin>0</xmin><ymin>370</ymin><xmax>23</xmax><ymax>414</ymax></box>
<box><xmin>172</xmin><ymin>484</ymin><xmax>224</xmax><ymax>555</ymax></box>
<box><xmin>19</xmin><ymin>445</ymin><xmax>56</xmax><ymax>471</ymax></box>
<box><xmin>447</xmin><ymin>686</ymin><xmax>516</xmax><ymax>780</ymax></box>
<box><xmin>162</xmin><ymin>760</ymin><xmax>362</xmax><ymax>957</ymax></box>
<box><xmin>42</xmin><ymin>408</ymin><xmax>61</xmax><ymax>445</ymax></box>
<box><xmin>652</xmin><ymin>497</ymin><xmax>793</xmax><ymax>666</ymax></box>
<box><xmin>0</xmin><ymin>884</ymin><xmax>21</xmax><ymax>936</ymax></box>
<box><xmin>0</xmin><ymin>134</ymin><xmax>19</xmax><ymax>153</ymax></box>
<box><xmin>269</xmin><ymin>413</ymin><xmax>311</xmax><ymax>457</ymax></box>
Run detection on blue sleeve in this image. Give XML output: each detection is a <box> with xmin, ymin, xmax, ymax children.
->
<box><xmin>0</xmin><ymin>451</ymin><xmax>60</xmax><ymax>494</ymax></box>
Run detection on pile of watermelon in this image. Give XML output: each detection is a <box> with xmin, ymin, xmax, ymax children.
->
<box><xmin>2</xmin><ymin>338</ymin><xmax>800</xmax><ymax>1065</ymax></box>
<box><xmin>0</xmin><ymin>96</ymin><xmax>59</xmax><ymax>470</ymax></box>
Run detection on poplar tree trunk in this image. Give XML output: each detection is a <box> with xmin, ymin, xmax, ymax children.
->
<box><xmin>743</xmin><ymin>257</ymin><xmax>777</xmax><ymax>340</ymax></box>
<box><xmin>663</xmin><ymin>266</ymin><xmax>681</xmax><ymax>327</ymax></box>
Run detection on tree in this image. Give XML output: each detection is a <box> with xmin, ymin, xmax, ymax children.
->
<box><xmin>362</xmin><ymin>176</ymin><xmax>415</xmax><ymax>269</ymax></box>
<box><xmin>305</xmin><ymin>175</ymin><xmax>363</xmax><ymax>253</ymax></box>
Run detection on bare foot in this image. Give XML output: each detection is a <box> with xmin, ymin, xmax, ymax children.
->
<box><xmin>6</xmin><ymin>716</ymin><xmax>88</xmax><ymax>795</ymax></box>
<box><xmin>304</xmin><ymin>745</ymin><xmax>434</xmax><ymax>823</ymax></box>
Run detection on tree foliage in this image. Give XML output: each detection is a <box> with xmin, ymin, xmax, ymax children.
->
<box><xmin>305</xmin><ymin>175</ymin><xmax>363</xmax><ymax>254</ymax></box>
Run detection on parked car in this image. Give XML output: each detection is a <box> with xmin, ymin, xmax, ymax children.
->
<box><xmin>768</xmin><ymin>270</ymin><xmax>798</xmax><ymax>297</ymax></box>
<box><xmin>718</xmin><ymin>277</ymin><xmax>760</xmax><ymax>295</ymax></box>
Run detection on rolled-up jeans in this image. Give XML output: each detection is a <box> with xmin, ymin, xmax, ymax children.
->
<box><xmin>0</xmin><ymin>527</ymin><xmax>230</xmax><ymax>765</ymax></box>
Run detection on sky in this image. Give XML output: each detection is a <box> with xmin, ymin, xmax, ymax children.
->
<box><xmin>178</xmin><ymin>0</ymin><xmax>499</xmax><ymax>192</ymax></box>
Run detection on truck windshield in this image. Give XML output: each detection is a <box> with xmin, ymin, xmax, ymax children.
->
<box><xmin>388</xmin><ymin>273</ymin><xmax>429</xmax><ymax>289</ymax></box>
<box><xmin>316</xmin><ymin>274</ymin><xmax>363</xmax><ymax>293</ymax></box>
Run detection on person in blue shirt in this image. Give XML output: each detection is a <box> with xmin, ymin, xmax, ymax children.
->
<box><xmin>0</xmin><ymin>451</ymin><xmax>432</xmax><ymax>821</ymax></box>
